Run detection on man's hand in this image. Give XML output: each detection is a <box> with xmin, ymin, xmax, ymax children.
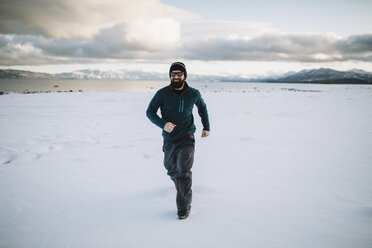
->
<box><xmin>164</xmin><ymin>122</ymin><xmax>176</xmax><ymax>133</ymax></box>
<box><xmin>201</xmin><ymin>130</ymin><xmax>210</xmax><ymax>138</ymax></box>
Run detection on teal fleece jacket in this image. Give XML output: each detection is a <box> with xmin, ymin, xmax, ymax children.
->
<box><xmin>146</xmin><ymin>82</ymin><xmax>210</xmax><ymax>140</ymax></box>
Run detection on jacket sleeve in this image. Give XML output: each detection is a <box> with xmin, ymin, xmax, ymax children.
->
<box><xmin>146</xmin><ymin>91</ymin><xmax>167</xmax><ymax>129</ymax></box>
<box><xmin>195</xmin><ymin>90</ymin><xmax>210</xmax><ymax>131</ymax></box>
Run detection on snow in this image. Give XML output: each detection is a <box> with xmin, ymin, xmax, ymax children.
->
<box><xmin>0</xmin><ymin>84</ymin><xmax>372</xmax><ymax>248</ymax></box>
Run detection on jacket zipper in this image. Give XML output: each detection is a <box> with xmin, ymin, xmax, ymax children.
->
<box><xmin>178</xmin><ymin>97</ymin><xmax>184</xmax><ymax>112</ymax></box>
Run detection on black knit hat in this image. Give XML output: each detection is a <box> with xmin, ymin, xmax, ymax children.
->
<box><xmin>169</xmin><ymin>62</ymin><xmax>187</xmax><ymax>79</ymax></box>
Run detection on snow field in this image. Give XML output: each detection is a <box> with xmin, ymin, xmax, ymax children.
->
<box><xmin>0</xmin><ymin>85</ymin><xmax>371</xmax><ymax>248</ymax></box>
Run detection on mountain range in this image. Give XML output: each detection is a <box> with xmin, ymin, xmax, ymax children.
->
<box><xmin>0</xmin><ymin>68</ymin><xmax>371</xmax><ymax>84</ymax></box>
<box><xmin>245</xmin><ymin>68</ymin><xmax>372</xmax><ymax>84</ymax></box>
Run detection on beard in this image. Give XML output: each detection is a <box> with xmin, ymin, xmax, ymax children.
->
<box><xmin>171</xmin><ymin>78</ymin><xmax>185</xmax><ymax>89</ymax></box>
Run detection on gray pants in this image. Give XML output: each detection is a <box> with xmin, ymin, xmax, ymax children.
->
<box><xmin>163</xmin><ymin>134</ymin><xmax>195</xmax><ymax>211</ymax></box>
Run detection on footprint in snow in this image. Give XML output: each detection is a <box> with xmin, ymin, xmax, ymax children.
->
<box><xmin>0</xmin><ymin>148</ymin><xmax>17</xmax><ymax>165</ymax></box>
<box><xmin>143</xmin><ymin>153</ymin><xmax>154</xmax><ymax>159</ymax></box>
<box><xmin>24</xmin><ymin>151</ymin><xmax>42</xmax><ymax>161</ymax></box>
<box><xmin>238</xmin><ymin>136</ymin><xmax>259</xmax><ymax>143</ymax></box>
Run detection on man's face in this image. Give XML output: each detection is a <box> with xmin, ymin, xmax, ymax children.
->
<box><xmin>170</xmin><ymin>70</ymin><xmax>185</xmax><ymax>83</ymax></box>
<box><xmin>170</xmin><ymin>70</ymin><xmax>185</xmax><ymax>89</ymax></box>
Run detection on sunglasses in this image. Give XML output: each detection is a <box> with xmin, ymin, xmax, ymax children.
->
<box><xmin>170</xmin><ymin>72</ymin><xmax>184</xmax><ymax>77</ymax></box>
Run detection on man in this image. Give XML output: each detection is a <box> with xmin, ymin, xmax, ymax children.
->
<box><xmin>146</xmin><ymin>62</ymin><xmax>210</xmax><ymax>219</ymax></box>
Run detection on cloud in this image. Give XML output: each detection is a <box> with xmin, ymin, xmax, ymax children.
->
<box><xmin>182</xmin><ymin>33</ymin><xmax>372</xmax><ymax>62</ymax></box>
<box><xmin>0</xmin><ymin>0</ymin><xmax>186</xmax><ymax>65</ymax></box>
<box><xmin>180</xmin><ymin>20</ymin><xmax>280</xmax><ymax>42</ymax></box>
<box><xmin>0</xmin><ymin>19</ymin><xmax>180</xmax><ymax>65</ymax></box>
<box><xmin>0</xmin><ymin>0</ymin><xmax>194</xmax><ymax>39</ymax></box>
<box><xmin>335</xmin><ymin>33</ymin><xmax>372</xmax><ymax>53</ymax></box>
<box><xmin>2</xmin><ymin>32</ymin><xmax>372</xmax><ymax>66</ymax></box>
<box><xmin>0</xmin><ymin>1</ymin><xmax>371</xmax><ymax>66</ymax></box>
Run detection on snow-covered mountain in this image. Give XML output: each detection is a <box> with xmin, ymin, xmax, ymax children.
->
<box><xmin>0</xmin><ymin>69</ymin><xmax>52</xmax><ymax>79</ymax></box>
<box><xmin>250</xmin><ymin>68</ymin><xmax>372</xmax><ymax>84</ymax></box>
<box><xmin>348</xmin><ymin>68</ymin><xmax>372</xmax><ymax>75</ymax></box>
<box><xmin>0</xmin><ymin>69</ymin><xmax>224</xmax><ymax>82</ymax></box>
<box><xmin>1</xmin><ymin>68</ymin><xmax>372</xmax><ymax>84</ymax></box>
<box><xmin>56</xmin><ymin>69</ymin><xmax>168</xmax><ymax>80</ymax></box>
<box><xmin>56</xmin><ymin>69</ymin><xmax>226</xmax><ymax>82</ymax></box>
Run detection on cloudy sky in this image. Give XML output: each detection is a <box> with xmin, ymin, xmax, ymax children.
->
<box><xmin>0</xmin><ymin>0</ymin><xmax>371</xmax><ymax>76</ymax></box>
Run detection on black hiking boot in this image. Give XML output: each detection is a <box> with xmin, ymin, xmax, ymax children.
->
<box><xmin>177</xmin><ymin>207</ymin><xmax>191</xmax><ymax>219</ymax></box>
